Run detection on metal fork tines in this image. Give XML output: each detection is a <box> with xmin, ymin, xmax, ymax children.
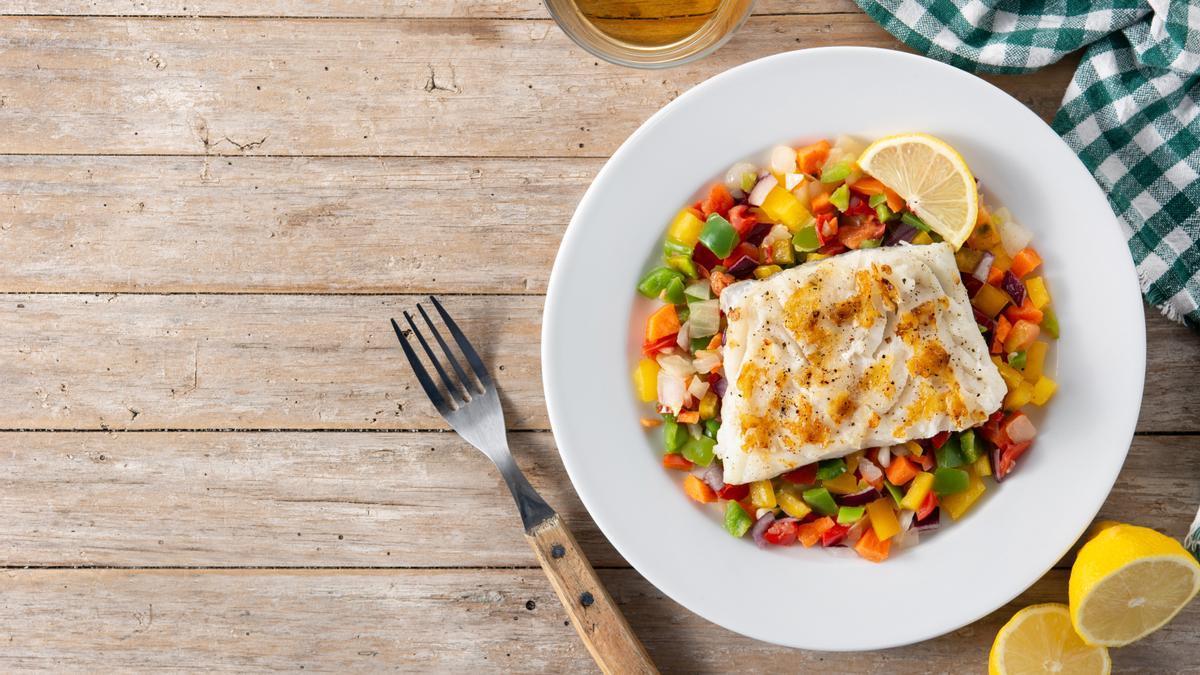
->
<box><xmin>390</xmin><ymin>296</ymin><xmax>554</xmax><ymax>531</ymax></box>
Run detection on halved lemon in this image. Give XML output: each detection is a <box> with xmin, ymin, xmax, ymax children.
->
<box><xmin>857</xmin><ymin>133</ymin><xmax>978</xmax><ymax>248</ymax></box>
<box><xmin>1069</xmin><ymin>523</ymin><xmax>1200</xmax><ymax>647</ymax></box>
<box><xmin>989</xmin><ymin>603</ymin><xmax>1110</xmax><ymax>675</ymax></box>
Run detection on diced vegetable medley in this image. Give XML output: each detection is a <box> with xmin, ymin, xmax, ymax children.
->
<box><xmin>633</xmin><ymin>136</ymin><xmax>1059</xmax><ymax>562</ymax></box>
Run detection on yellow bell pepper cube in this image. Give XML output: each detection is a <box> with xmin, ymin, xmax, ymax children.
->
<box><xmin>777</xmin><ymin>489</ymin><xmax>812</xmax><ymax>519</ymax></box>
<box><xmin>753</xmin><ymin>264</ymin><xmax>783</xmax><ymax>279</ymax></box>
<box><xmin>899</xmin><ymin>472</ymin><xmax>934</xmax><ymax>511</ymax></box>
<box><xmin>845</xmin><ymin>450</ymin><xmax>863</xmax><ymax>475</ymax></box>
<box><xmin>1004</xmin><ymin>379</ymin><xmax>1034</xmax><ymax>410</ymax></box>
<box><xmin>667</xmin><ymin>208</ymin><xmax>705</xmax><ymax>247</ymax></box>
<box><xmin>1023</xmin><ymin>340</ymin><xmax>1048</xmax><ymax>383</ymax></box>
<box><xmin>941</xmin><ymin>465</ymin><xmax>986</xmax><ymax>520</ymax></box>
<box><xmin>698</xmin><ymin>391</ymin><xmax>719</xmax><ymax>420</ymax></box>
<box><xmin>806</xmin><ymin>252</ymin><xmax>831</xmax><ymax>263</ymax></box>
<box><xmin>866</xmin><ymin>498</ymin><xmax>901</xmax><ymax>541</ymax></box>
<box><xmin>1025</xmin><ymin>276</ymin><xmax>1051</xmax><ymax>309</ymax></box>
<box><xmin>967</xmin><ymin>219</ymin><xmax>1002</xmax><ymax>250</ymax></box>
<box><xmin>989</xmin><ymin>245</ymin><xmax>1012</xmax><ymax>274</ymax></box>
<box><xmin>760</xmin><ymin>186</ymin><xmax>810</xmax><ymax>230</ymax></box>
<box><xmin>632</xmin><ymin>358</ymin><xmax>659</xmax><ymax>402</ymax></box>
<box><xmin>912</xmin><ymin>231</ymin><xmax>934</xmax><ymax>246</ymax></box>
<box><xmin>822</xmin><ymin>470</ymin><xmax>861</xmax><ymax>495</ymax></box>
<box><xmin>991</xmin><ymin>356</ymin><xmax>1025</xmax><ymax>391</ymax></box>
<box><xmin>904</xmin><ymin>440</ymin><xmax>924</xmax><ymax>457</ymax></box>
<box><xmin>972</xmin><ymin>284</ymin><xmax>1011</xmax><ymax>318</ymax></box>
<box><xmin>1031</xmin><ymin>375</ymin><xmax>1057</xmax><ymax>405</ymax></box>
<box><xmin>749</xmin><ymin>479</ymin><xmax>777</xmax><ymax>510</ymax></box>
<box><xmin>973</xmin><ymin>453</ymin><xmax>992</xmax><ymax>477</ymax></box>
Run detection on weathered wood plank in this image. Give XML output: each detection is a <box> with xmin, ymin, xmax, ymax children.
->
<box><xmin>0</xmin><ymin>156</ymin><xmax>594</xmax><ymax>294</ymax></box>
<box><xmin>0</xmin><ymin>567</ymin><xmax>1194</xmax><ymax>672</ymax></box>
<box><xmin>5</xmin><ymin>0</ymin><xmax>860</xmax><ymax>18</ymax></box>
<box><xmin>0</xmin><ymin>16</ymin><xmax>1075</xmax><ymax>157</ymax></box>
<box><xmin>0</xmin><ymin>294</ymin><xmax>1195</xmax><ymax>432</ymax></box>
<box><xmin>0</xmin><ymin>431</ymin><xmax>1194</xmax><ymax>568</ymax></box>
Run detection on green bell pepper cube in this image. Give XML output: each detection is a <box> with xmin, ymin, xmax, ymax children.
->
<box><xmin>820</xmin><ymin>160</ymin><xmax>852</xmax><ymax>184</ymax></box>
<box><xmin>662</xmin><ymin>415</ymin><xmax>686</xmax><ymax>454</ymax></box>
<box><xmin>690</xmin><ymin>336</ymin><xmax>710</xmax><ymax>352</ymax></box>
<box><xmin>868</xmin><ymin>193</ymin><xmax>888</xmax><ymax>208</ymax></box>
<box><xmin>936</xmin><ymin>435</ymin><xmax>966</xmax><ymax>468</ymax></box>
<box><xmin>958</xmin><ymin>428</ymin><xmax>981</xmax><ymax>463</ymax></box>
<box><xmin>802</xmin><ymin>487</ymin><xmax>839</xmax><ymax>516</ymax></box>
<box><xmin>1041</xmin><ymin>306</ymin><xmax>1060</xmax><ymax>339</ymax></box>
<box><xmin>883</xmin><ymin>481</ymin><xmax>903</xmax><ymax>507</ymax></box>
<box><xmin>837</xmin><ymin>505</ymin><xmax>866</xmax><ymax>525</ymax></box>
<box><xmin>662</xmin><ymin>276</ymin><xmax>686</xmax><ymax>305</ymax></box>
<box><xmin>793</xmin><ymin>225</ymin><xmax>822</xmax><ymax>252</ymax></box>
<box><xmin>681</xmin><ymin>435</ymin><xmax>715</xmax><ymax>467</ymax></box>
<box><xmin>933</xmin><ymin>467</ymin><xmax>969</xmax><ymax>496</ymax></box>
<box><xmin>1007</xmin><ymin>350</ymin><xmax>1027</xmax><ymax>370</ymax></box>
<box><xmin>740</xmin><ymin>171</ymin><xmax>757</xmax><ymax>193</ymax></box>
<box><xmin>699</xmin><ymin>214</ymin><xmax>739</xmax><ymax>258</ymax></box>
<box><xmin>637</xmin><ymin>267</ymin><xmax>683</xmax><ymax>298</ymax></box>
<box><xmin>663</xmin><ymin>238</ymin><xmax>693</xmax><ymax>258</ymax></box>
<box><xmin>704</xmin><ymin>418</ymin><xmax>720</xmax><ymax>439</ymax></box>
<box><xmin>676</xmin><ymin>305</ymin><xmax>690</xmax><ymax>324</ymax></box>
<box><xmin>724</xmin><ymin>501</ymin><xmax>753</xmax><ymax>538</ymax></box>
<box><xmin>815</xmin><ymin>458</ymin><xmax>847</xmax><ymax>480</ymax></box>
<box><xmin>875</xmin><ymin>203</ymin><xmax>895</xmax><ymax>223</ymax></box>
<box><xmin>829</xmin><ymin>184</ymin><xmax>850</xmax><ymax>212</ymax></box>
<box><xmin>901</xmin><ymin>212</ymin><xmax>932</xmax><ymax>233</ymax></box>
<box><xmin>665</xmin><ymin>254</ymin><xmax>697</xmax><ymax>280</ymax></box>
<box><xmin>858</xmin><ymin>238</ymin><xmax>882</xmax><ymax>249</ymax></box>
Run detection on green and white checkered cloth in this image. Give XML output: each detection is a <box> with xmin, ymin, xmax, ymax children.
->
<box><xmin>855</xmin><ymin>0</ymin><xmax>1200</xmax><ymax>329</ymax></box>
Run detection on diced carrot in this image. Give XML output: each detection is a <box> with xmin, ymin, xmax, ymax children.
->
<box><xmin>987</xmin><ymin>264</ymin><xmax>1005</xmax><ymax>286</ymax></box>
<box><xmin>662</xmin><ymin>454</ymin><xmax>694</xmax><ymax>471</ymax></box>
<box><xmin>847</xmin><ymin>176</ymin><xmax>904</xmax><ymax>212</ymax></box>
<box><xmin>683</xmin><ymin>474</ymin><xmax>717</xmax><ymax>503</ymax></box>
<box><xmin>1010</xmin><ymin>247</ymin><xmax>1042</xmax><ymax>278</ymax></box>
<box><xmin>645</xmin><ymin>304</ymin><xmax>680</xmax><ymax>343</ymax></box>
<box><xmin>991</xmin><ymin>315</ymin><xmax>1012</xmax><ymax>355</ymax></box>
<box><xmin>738</xmin><ymin>499</ymin><xmax>758</xmax><ymax>523</ymax></box>
<box><xmin>810</xmin><ymin>192</ymin><xmax>834</xmax><ymax>214</ymax></box>
<box><xmin>1004</xmin><ymin>297</ymin><xmax>1044</xmax><ymax>325</ymax></box>
<box><xmin>700</xmin><ymin>183</ymin><xmax>735</xmax><ymax>219</ymax></box>
<box><xmin>795</xmin><ymin>140</ymin><xmax>831</xmax><ymax>175</ymax></box>
<box><xmin>706</xmin><ymin>333</ymin><xmax>722</xmax><ymax>350</ymax></box>
<box><xmin>676</xmin><ymin>410</ymin><xmax>700</xmax><ymax>424</ymax></box>
<box><xmin>884</xmin><ymin>455</ymin><xmax>918</xmax><ymax>486</ymax></box>
<box><xmin>640</xmin><ymin>417</ymin><xmax>662</xmax><ymax>428</ymax></box>
<box><xmin>884</xmin><ymin>189</ymin><xmax>904</xmax><ymax>214</ymax></box>
<box><xmin>796</xmin><ymin>516</ymin><xmax>836</xmax><ymax>548</ymax></box>
<box><xmin>854</xmin><ymin>527</ymin><xmax>891</xmax><ymax>562</ymax></box>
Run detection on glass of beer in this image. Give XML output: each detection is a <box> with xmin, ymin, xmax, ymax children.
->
<box><xmin>543</xmin><ymin>0</ymin><xmax>757</xmax><ymax>68</ymax></box>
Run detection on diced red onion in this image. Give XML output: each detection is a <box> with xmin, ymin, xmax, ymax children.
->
<box><xmin>876</xmin><ymin>446</ymin><xmax>892</xmax><ymax>468</ymax></box>
<box><xmin>1001</xmin><ymin>271</ymin><xmax>1027</xmax><ymax>307</ymax></box>
<box><xmin>991</xmin><ymin>445</ymin><xmax>1007</xmax><ymax>483</ymax></box>
<box><xmin>914</xmin><ymin>508</ymin><xmax>941</xmax><ymax>532</ymax></box>
<box><xmin>702</xmin><ymin>463</ymin><xmax>725</xmax><ymax>493</ymax></box>
<box><xmin>743</xmin><ymin>221</ymin><xmax>774</xmax><ymax>247</ymax></box>
<box><xmin>751</xmin><ymin>512</ymin><xmax>777</xmax><ymax>548</ymax></box>
<box><xmin>747</xmin><ymin>175</ymin><xmax>778</xmax><ymax>207</ymax></box>
<box><xmin>727</xmin><ymin>255</ymin><xmax>758</xmax><ymax>279</ymax></box>
<box><xmin>837</xmin><ymin>487</ymin><xmax>879</xmax><ymax>507</ymax></box>
<box><xmin>972</xmin><ymin>251</ymin><xmax>995</xmax><ymax>282</ymax></box>
<box><xmin>962</xmin><ymin>272</ymin><xmax>984</xmax><ymax>298</ymax></box>
<box><xmin>858</xmin><ymin>457</ymin><xmax>883</xmax><ymax>484</ymax></box>
<box><xmin>1005</xmin><ymin>413</ymin><xmax>1037</xmax><ymax>444</ymax></box>
<box><xmin>884</xmin><ymin>223</ymin><xmax>918</xmax><ymax>246</ymax></box>
<box><xmin>711</xmin><ymin>376</ymin><xmax>728</xmax><ymax>399</ymax></box>
<box><xmin>972</xmin><ymin>306</ymin><xmax>995</xmax><ymax>333</ymax></box>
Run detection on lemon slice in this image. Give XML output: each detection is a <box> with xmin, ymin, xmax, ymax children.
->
<box><xmin>989</xmin><ymin>604</ymin><xmax>1110</xmax><ymax>675</ymax></box>
<box><xmin>1070</xmin><ymin>523</ymin><xmax>1200</xmax><ymax>647</ymax></box>
<box><xmin>858</xmin><ymin>133</ymin><xmax>978</xmax><ymax>248</ymax></box>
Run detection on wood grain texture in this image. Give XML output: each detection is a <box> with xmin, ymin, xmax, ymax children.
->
<box><xmin>0</xmin><ymin>156</ymin><xmax>593</xmax><ymax>293</ymax></box>
<box><xmin>526</xmin><ymin>514</ymin><xmax>657</xmax><ymax>674</ymax></box>
<box><xmin>0</xmin><ymin>431</ymin><xmax>1194</xmax><ymax>568</ymax></box>
<box><xmin>0</xmin><ymin>16</ymin><xmax>1075</xmax><ymax>157</ymax></box>
<box><xmin>1</xmin><ymin>294</ymin><xmax>1195</xmax><ymax>432</ymax></box>
<box><xmin>1</xmin><ymin>567</ymin><xmax>1195</xmax><ymax>673</ymax></box>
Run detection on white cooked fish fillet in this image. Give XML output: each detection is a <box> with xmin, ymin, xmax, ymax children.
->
<box><xmin>716</xmin><ymin>242</ymin><xmax>1005</xmax><ymax>485</ymax></box>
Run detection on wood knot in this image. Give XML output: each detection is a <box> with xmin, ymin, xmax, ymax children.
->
<box><xmin>550</xmin><ymin>544</ymin><xmax>565</xmax><ymax>559</ymax></box>
<box><xmin>579</xmin><ymin>592</ymin><xmax>594</xmax><ymax>608</ymax></box>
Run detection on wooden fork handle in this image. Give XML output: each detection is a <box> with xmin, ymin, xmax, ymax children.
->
<box><xmin>526</xmin><ymin>514</ymin><xmax>658</xmax><ymax>674</ymax></box>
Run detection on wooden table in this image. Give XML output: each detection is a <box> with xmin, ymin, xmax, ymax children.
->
<box><xmin>1</xmin><ymin>3</ymin><xmax>1197</xmax><ymax>672</ymax></box>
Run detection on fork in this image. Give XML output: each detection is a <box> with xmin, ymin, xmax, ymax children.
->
<box><xmin>391</xmin><ymin>297</ymin><xmax>657</xmax><ymax>675</ymax></box>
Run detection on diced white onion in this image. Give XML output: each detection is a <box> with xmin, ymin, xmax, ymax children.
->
<box><xmin>725</xmin><ymin>161</ymin><xmax>758</xmax><ymax>197</ymax></box>
<box><xmin>688</xmin><ymin>299</ymin><xmax>721</xmax><ymax>338</ymax></box>
<box><xmin>684</xmin><ymin>280</ymin><xmax>711</xmax><ymax>301</ymax></box>
<box><xmin>692</xmin><ymin>349</ymin><xmax>721</xmax><ymax>375</ymax></box>
<box><xmin>858</xmin><ymin>457</ymin><xmax>883</xmax><ymax>484</ymax></box>
<box><xmin>656</xmin><ymin>353</ymin><xmax>695</xmax><ymax>378</ymax></box>
<box><xmin>891</xmin><ymin>443</ymin><xmax>910</xmax><ymax>457</ymax></box>
<box><xmin>1006</xmin><ymin>413</ymin><xmax>1037</xmax><ymax>444</ymax></box>
<box><xmin>747</xmin><ymin>175</ymin><xmax>778</xmax><ymax>207</ymax></box>
<box><xmin>843</xmin><ymin>519</ymin><xmax>867</xmax><ymax>546</ymax></box>
<box><xmin>996</xmin><ymin>208</ymin><xmax>1033</xmax><ymax>256</ymax></box>
<box><xmin>784</xmin><ymin>172</ymin><xmax>805</xmax><ymax>191</ymax></box>
<box><xmin>657</xmin><ymin>371</ymin><xmax>687</xmax><ymax>414</ymax></box>
<box><xmin>876</xmin><ymin>446</ymin><xmax>892</xmax><ymax>468</ymax></box>
<box><xmin>761</xmin><ymin>224</ymin><xmax>791</xmax><ymax>249</ymax></box>
<box><xmin>769</xmin><ymin>145</ymin><xmax>797</xmax><ymax>175</ymax></box>
<box><xmin>676</xmin><ymin>320</ymin><xmax>690</xmax><ymax>350</ymax></box>
<box><xmin>972</xmin><ymin>251</ymin><xmax>995</xmax><ymax>283</ymax></box>
<box><xmin>898</xmin><ymin>509</ymin><xmax>916</xmax><ymax>532</ymax></box>
<box><xmin>688</xmin><ymin>423</ymin><xmax>703</xmax><ymax>439</ymax></box>
<box><xmin>756</xmin><ymin>508</ymin><xmax>774</xmax><ymax>520</ymax></box>
<box><xmin>687</xmin><ymin>376</ymin><xmax>710</xmax><ymax>401</ymax></box>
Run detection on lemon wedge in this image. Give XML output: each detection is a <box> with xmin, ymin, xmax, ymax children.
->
<box><xmin>1069</xmin><ymin>523</ymin><xmax>1200</xmax><ymax>647</ymax></box>
<box><xmin>857</xmin><ymin>133</ymin><xmax>978</xmax><ymax>248</ymax></box>
<box><xmin>989</xmin><ymin>603</ymin><xmax>1110</xmax><ymax>675</ymax></box>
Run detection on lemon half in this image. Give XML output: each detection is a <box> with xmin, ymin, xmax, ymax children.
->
<box><xmin>1069</xmin><ymin>523</ymin><xmax>1200</xmax><ymax>647</ymax></box>
<box><xmin>858</xmin><ymin>133</ymin><xmax>978</xmax><ymax>248</ymax></box>
<box><xmin>989</xmin><ymin>603</ymin><xmax>1110</xmax><ymax>675</ymax></box>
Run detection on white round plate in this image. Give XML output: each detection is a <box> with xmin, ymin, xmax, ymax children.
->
<box><xmin>542</xmin><ymin>47</ymin><xmax>1144</xmax><ymax>651</ymax></box>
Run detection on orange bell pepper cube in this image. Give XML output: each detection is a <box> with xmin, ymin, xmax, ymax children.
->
<box><xmin>884</xmin><ymin>454</ymin><xmax>919</xmax><ymax>486</ymax></box>
<box><xmin>854</xmin><ymin>527</ymin><xmax>891</xmax><ymax>562</ymax></box>
<box><xmin>676</xmin><ymin>410</ymin><xmax>700</xmax><ymax>424</ymax></box>
<box><xmin>848</xmin><ymin>176</ymin><xmax>905</xmax><ymax>212</ymax></box>
<box><xmin>795</xmin><ymin>140</ymin><xmax>831</xmax><ymax>175</ymax></box>
<box><xmin>683</xmin><ymin>474</ymin><xmax>718</xmax><ymax>503</ymax></box>
<box><xmin>645</xmin><ymin>304</ymin><xmax>680</xmax><ymax>343</ymax></box>
<box><xmin>991</xmin><ymin>315</ymin><xmax>1012</xmax><ymax>355</ymax></box>
<box><xmin>796</xmin><ymin>516</ymin><xmax>836</xmax><ymax>548</ymax></box>
<box><xmin>662</xmin><ymin>454</ymin><xmax>694</xmax><ymax>471</ymax></box>
<box><xmin>987</xmin><ymin>264</ymin><xmax>1005</xmax><ymax>286</ymax></box>
<box><xmin>1003</xmin><ymin>319</ymin><xmax>1041</xmax><ymax>353</ymax></box>
<box><xmin>810</xmin><ymin>192</ymin><xmax>834</xmax><ymax>215</ymax></box>
<box><xmin>700</xmin><ymin>183</ymin><xmax>735</xmax><ymax>219</ymax></box>
<box><xmin>1004</xmin><ymin>296</ymin><xmax>1044</xmax><ymax>325</ymax></box>
<box><xmin>1010</xmin><ymin>247</ymin><xmax>1042</xmax><ymax>278</ymax></box>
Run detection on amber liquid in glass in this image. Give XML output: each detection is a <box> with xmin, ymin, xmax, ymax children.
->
<box><xmin>572</xmin><ymin>0</ymin><xmax>723</xmax><ymax>47</ymax></box>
